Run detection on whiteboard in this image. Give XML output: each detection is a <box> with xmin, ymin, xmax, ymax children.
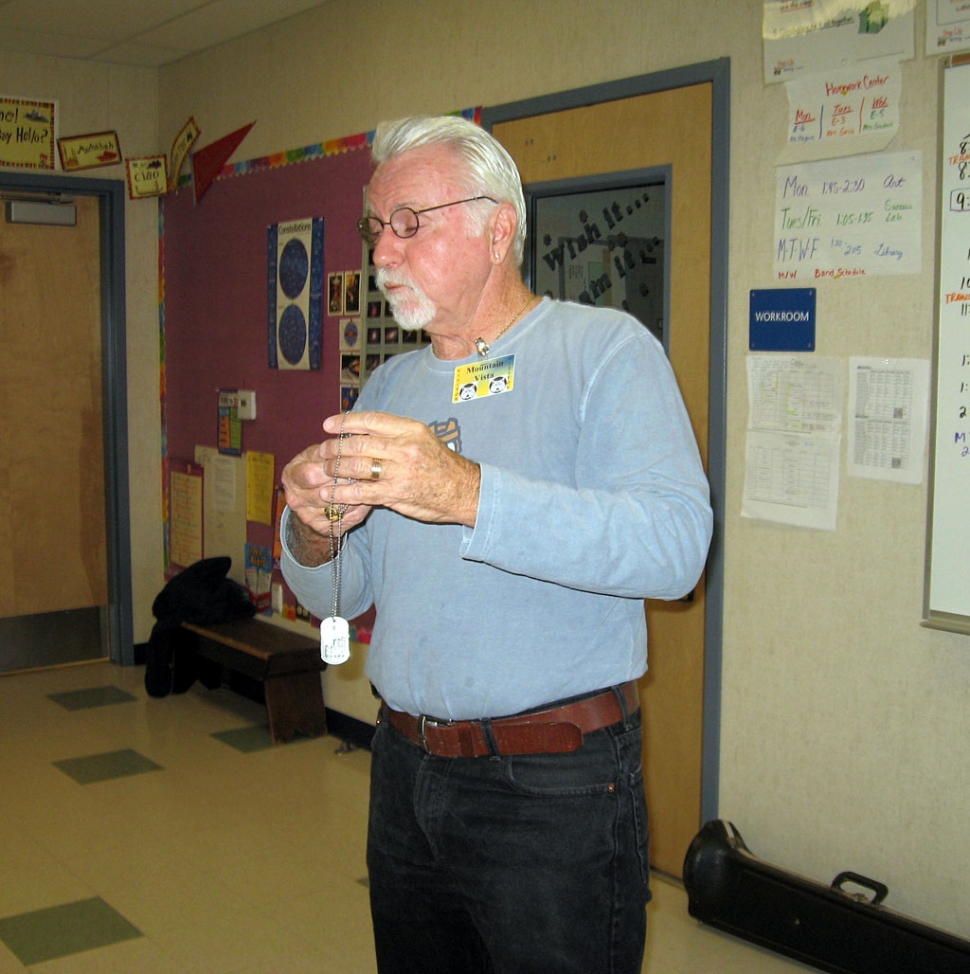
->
<box><xmin>924</xmin><ymin>60</ymin><xmax>970</xmax><ymax>634</ymax></box>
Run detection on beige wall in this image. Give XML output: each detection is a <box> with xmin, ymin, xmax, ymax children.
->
<box><xmin>0</xmin><ymin>54</ymin><xmax>163</xmax><ymax>645</ymax></box>
<box><xmin>161</xmin><ymin>0</ymin><xmax>970</xmax><ymax>935</ymax></box>
<box><xmin>7</xmin><ymin>0</ymin><xmax>968</xmax><ymax>940</ymax></box>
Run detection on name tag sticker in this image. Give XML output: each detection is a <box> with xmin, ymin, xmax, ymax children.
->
<box><xmin>453</xmin><ymin>354</ymin><xmax>515</xmax><ymax>403</ymax></box>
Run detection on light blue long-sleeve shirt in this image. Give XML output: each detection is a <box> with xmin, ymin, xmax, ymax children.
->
<box><xmin>281</xmin><ymin>298</ymin><xmax>712</xmax><ymax>720</ymax></box>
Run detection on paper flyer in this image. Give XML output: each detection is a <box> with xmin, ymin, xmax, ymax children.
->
<box><xmin>780</xmin><ymin>57</ymin><xmax>901</xmax><ymax>162</ymax></box>
<box><xmin>774</xmin><ymin>150</ymin><xmax>921</xmax><ymax>280</ymax></box>
<box><xmin>245</xmin><ymin>543</ymin><xmax>273</xmax><ymax>615</ymax></box>
<box><xmin>763</xmin><ymin>0</ymin><xmax>915</xmax><ymax>84</ymax></box>
<box><xmin>846</xmin><ymin>357</ymin><xmax>929</xmax><ymax>483</ymax></box>
<box><xmin>169</xmin><ymin>462</ymin><xmax>204</xmax><ymax>569</ymax></box>
<box><xmin>927</xmin><ymin>0</ymin><xmax>970</xmax><ymax>55</ymax></box>
<box><xmin>246</xmin><ymin>450</ymin><xmax>276</xmax><ymax>525</ymax></box>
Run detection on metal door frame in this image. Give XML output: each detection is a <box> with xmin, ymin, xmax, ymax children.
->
<box><xmin>0</xmin><ymin>172</ymin><xmax>133</xmax><ymax>664</ymax></box>
<box><xmin>483</xmin><ymin>58</ymin><xmax>729</xmax><ymax>823</ymax></box>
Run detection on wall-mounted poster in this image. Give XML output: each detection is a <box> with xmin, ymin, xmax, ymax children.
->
<box><xmin>217</xmin><ymin>389</ymin><xmax>242</xmax><ymax>455</ymax></box>
<box><xmin>0</xmin><ymin>95</ymin><xmax>56</xmax><ymax>169</ymax></box>
<box><xmin>328</xmin><ymin>272</ymin><xmax>344</xmax><ymax>314</ymax></box>
<box><xmin>763</xmin><ymin>0</ymin><xmax>915</xmax><ymax>84</ymax></box>
<box><xmin>267</xmin><ymin>217</ymin><xmax>324</xmax><ymax>370</ymax></box>
<box><xmin>169</xmin><ymin>116</ymin><xmax>200</xmax><ymax>190</ymax></box>
<box><xmin>344</xmin><ymin>270</ymin><xmax>361</xmax><ymax>314</ymax></box>
<box><xmin>125</xmin><ymin>155</ymin><xmax>168</xmax><ymax>199</ymax></box>
<box><xmin>58</xmin><ymin>130</ymin><xmax>121</xmax><ymax>171</ymax></box>
<box><xmin>927</xmin><ymin>0</ymin><xmax>970</xmax><ymax>55</ymax></box>
<box><xmin>168</xmin><ymin>460</ymin><xmax>204</xmax><ymax>571</ymax></box>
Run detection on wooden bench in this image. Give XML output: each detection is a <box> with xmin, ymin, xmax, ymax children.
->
<box><xmin>182</xmin><ymin>618</ymin><xmax>326</xmax><ymax>744</ymax></box>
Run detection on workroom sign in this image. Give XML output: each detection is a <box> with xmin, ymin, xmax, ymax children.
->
<box><xmin>0</xmin><ymin>95</ymin><xmax>56</xmax><ymax>169</ymax></box>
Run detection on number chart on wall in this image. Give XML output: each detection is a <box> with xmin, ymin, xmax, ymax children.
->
<box><xmin>925</xmin><ymin>60</ymin><xmax>970</xmax><ymax>632</ymax></box>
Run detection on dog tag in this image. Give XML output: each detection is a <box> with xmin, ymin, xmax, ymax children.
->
<box><xmin>320</xmin><ymin>616</ymin><xmax>350</xmax><ymax>664</ymax></box>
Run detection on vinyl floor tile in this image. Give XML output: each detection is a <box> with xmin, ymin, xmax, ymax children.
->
<box><xmin>0</xmin><ymin>897</ymin><xmax>141</xmax><ymax>966</ymax></box>
<box><xmin>0</xmin><ymin>661</ymin><xmax>819</xmax><ymax>973</ymax></box>
<box><xmin>46</xmin><ymin>686</ymin><xmax>138</xmax><ymax>711</ymax></box>
<box><xmin>52</xmin><ymin>748</ymin><xmax>162</xmax><ymax>785</ymax></box>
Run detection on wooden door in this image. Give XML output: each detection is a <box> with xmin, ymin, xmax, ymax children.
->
<box><xmin>0</xmin><ymin>195</ymin><xmax>108</xmax><ymax>663</ymax></box>
<box><xmin>493</xmin><ymin>82</ymin><xmax>712</xmax><ymax>876</ymax></box>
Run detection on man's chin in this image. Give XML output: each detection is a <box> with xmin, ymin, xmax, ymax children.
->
<box><xmin>385</xmin><ymin>300</ymin><xmax>435</xmax><ymax>331</ymax></box>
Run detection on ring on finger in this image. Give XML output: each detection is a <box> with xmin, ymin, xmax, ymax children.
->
<box><xmin>370</xmin><ymin>458</ymin><xmax>383</xmax><ymax>480</ymax></box>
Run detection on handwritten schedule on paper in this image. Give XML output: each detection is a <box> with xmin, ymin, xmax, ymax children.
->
<box><xmin>784</xmin><ymin>58</ymin><xmax>900</xmax><ymax>157</ymax></box>
<box><xmin>774</xmin><ymin>151</ymin><xmax>921</xmax><ymax>280</ymax></box>
<box><xmin>926</xmin><ymin>63</ymin><xmax>970</xmax><ymax>623</ymax></box>
<box><xmin>169</xmin><ymin>466</ymin><xmax>203</xmax><ymax>569</ymax></box>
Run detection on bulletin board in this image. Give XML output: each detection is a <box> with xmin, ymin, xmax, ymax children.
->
<box><xmin>925</xmin><ymin>59</ymin><xmax>970</xmax><ymax>634</ymax></box>
<box><xmin>161</xmin><ymin>138</ymin><xmax>375</xmax><ymax>586</ymax></box>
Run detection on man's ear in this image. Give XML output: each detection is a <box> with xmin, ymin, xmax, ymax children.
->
<box><xmin>488</xmin><ymin>202</ymin><xmax>518</xmax><ymax>263</ymax></box>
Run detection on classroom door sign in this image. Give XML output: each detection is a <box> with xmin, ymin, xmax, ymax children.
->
<box><xmin>267</xmin><ymin>216</ymin><xmax>324</xmax><ymax>370</ymax></box>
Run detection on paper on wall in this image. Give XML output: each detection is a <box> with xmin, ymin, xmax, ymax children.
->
<box><xmin>742</xmin><ymin>429</ymin><xmax>841</xmax><ymax>530</ymax></box>
<box><xmin>926</xmin><ymin>0</ymin><xmax>970</xmax><ymax>56</ymax></box>
<box><xmin>763</xmin><ymin>0</ymin><xmax>915</xmax><ymax>85</ymax></box>
<box><xmin>847</xmin><ymin>357</ymin><xmax>930</xmax><ymax>483</ymax></box>
<box><xmin>743</xmin><ymin>355</ymin><xmax>843</xmax><ymax>530</ymax></box>
<box><xmin>779</xmin><ymin>57</ymin><xmax>901</xmax><ymax>163</ymax></box>
<box><xmin>774</xmin><ymin>150</ymin><xmax>921</xmax><ymax>281</ymax></box>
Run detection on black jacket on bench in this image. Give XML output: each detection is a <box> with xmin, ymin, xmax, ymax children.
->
<box><xmin>145</xmin><ymin>557</ymin><xmax>256</xmax><ymax>698</ymax></box>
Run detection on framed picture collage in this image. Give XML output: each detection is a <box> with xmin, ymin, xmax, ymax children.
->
<box><xmin>336</xmin><ymin>245</ymin><xmax>431</xmax><ymax>410</ymax></box>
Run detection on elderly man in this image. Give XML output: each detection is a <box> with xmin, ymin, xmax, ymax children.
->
<box><xmin>280</xmin><ymin>115</ymin><xmax>712</xmax><ymax>974</ymax></box>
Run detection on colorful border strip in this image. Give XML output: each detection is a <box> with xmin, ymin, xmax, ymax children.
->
<box><xmin>176</xmin><ymin>107</ymin><xmax>482</xmax><ymax>187</ymax></box>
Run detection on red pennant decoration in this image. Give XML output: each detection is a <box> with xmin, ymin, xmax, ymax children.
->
<box><xmin>192</xmin><ymin>121</ymin><xmax>255</xmax><ymax>202</ymax></box>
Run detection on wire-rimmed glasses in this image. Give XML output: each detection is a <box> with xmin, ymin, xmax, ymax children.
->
<box><xmin>357</xmin><ymin>196</ymin><xmax>497</xmax><ymax>246</ymax></box>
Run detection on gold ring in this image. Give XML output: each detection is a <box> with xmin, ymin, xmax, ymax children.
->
<box><xmin>370</xmin><ymin>458</ymin><xmax>383</xmax><ymax>480</ymax></box>
<box><xmin>324</xmin><ymin>504</ymin><xmax>343</xmax><ymax>522</ymax></box>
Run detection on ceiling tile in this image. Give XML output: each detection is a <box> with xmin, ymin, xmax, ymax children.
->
<box><xmin>0</xmin><ymin>27</ymin><xmax>109</xmax><ymax>60</ymax></box>
<box><xmin>0</xmin><ymin>0</ymin><xmax>333</xmax><ymax>66</ymax></box>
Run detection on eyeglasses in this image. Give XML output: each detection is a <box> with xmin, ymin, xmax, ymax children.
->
<box><xmin>357</xmin><ymin>196</ymin><xmax>497</xmax><ymax>246</ymax></box>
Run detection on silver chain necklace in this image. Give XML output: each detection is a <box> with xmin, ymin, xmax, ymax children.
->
<box><xmin>320</xmin><ymin>413</ymin><xmax>351</xmax><ymax>664</ymax></box>
<box><xmin>474</xmin><ymin>295</ymin><xmax>533</xmax><ymax>357</ymax></box>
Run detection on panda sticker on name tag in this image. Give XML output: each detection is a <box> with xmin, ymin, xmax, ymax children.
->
<box><xmin>453</xmin><ymin>354</ymin><xmax>515</xmax><ymax>403</ymax></box>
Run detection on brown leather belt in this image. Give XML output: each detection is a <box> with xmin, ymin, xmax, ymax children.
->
<box><xmin>381</xmin><ymin>681</ymin><xmax>639</xmax><ymax>758</ymax></box>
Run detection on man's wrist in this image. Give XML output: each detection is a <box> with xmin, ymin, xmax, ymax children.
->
<box><xmin>284</xmin><ymin>509</ymin><xmax>335</xmax><ymax>567</ymax></box>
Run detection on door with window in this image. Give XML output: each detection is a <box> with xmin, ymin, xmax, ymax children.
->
<box><xmin>490</xmin><ymin>78</ymin><xmax>717</xmax><ymax>876</ymax></box>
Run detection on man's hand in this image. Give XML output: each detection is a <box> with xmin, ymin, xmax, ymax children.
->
<box><xmin>315</xmin><ymin>410</ymin><xmax>480</xmax><ymax>527</ymax></box>
<box><xmin>281</xmin><ymin>441</ymin><xmax>372</xmax><ymax>567</ymax></box>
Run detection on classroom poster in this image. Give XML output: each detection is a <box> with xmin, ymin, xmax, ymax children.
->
<box><xmin>246</xmin><ymin>450</ymin><xmax>276</xmax><ymax>525</ymax></box>
<box><xmin>169</xmin><ymin>462</ymin><xmax>204</xmax><ymax>570</ymax></box>
<box><xmin>267</xmin><ymin>217</ymin><xmax>324</xmax><ymax>370</ymax></box>
<box><xmin>0</xmin><ymin>96</ymin><xmax>56</xmax><ymax>169</ymax></box>
<box><xmin>763</xmin><ymin>0</ymin><xmax>915</xmax><ymax>84</ymax></box>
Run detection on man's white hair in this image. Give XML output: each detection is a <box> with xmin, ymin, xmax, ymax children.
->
<box><xmin>371</xmin><ymin>115</ymin><xmax>527</xmax><ymax>266</ymax></box>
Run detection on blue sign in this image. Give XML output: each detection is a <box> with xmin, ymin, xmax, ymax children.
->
<box><xmin>749</xmin><ymin>288</ymin><xmax>816</xmax><ymax>351</ymax></box>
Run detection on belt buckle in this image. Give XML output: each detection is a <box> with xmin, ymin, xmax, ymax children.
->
<box><xmin>416</xmin><ymin>714</ymin><xmax>452</xmax><ymax>753</ymax></box>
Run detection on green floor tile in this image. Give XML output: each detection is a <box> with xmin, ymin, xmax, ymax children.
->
<box><xmin>52</xmin><ymin>748</ymin><xmax>162</xmax><ymax>784</ymax></box>
<box><xmin>211</xmin><ymin>725</ymin><xmax>311</xmax><ymax>752</ymax></box>
<box><xmin>211</xmin><ymin>724</ymin><xmax>277</xmax><ymax>753</ymax></box>
<box><xmin>0</xmin><ymin>896</ymin><xmax>142</xmax><ymax>965</ymax></box>
<box><xmin>47</xmin><ymin>686</ymin><xmax>137</xmax><ymax>710</ymax></box>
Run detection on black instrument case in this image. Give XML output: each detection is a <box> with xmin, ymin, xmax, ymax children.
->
<box><xmin>682</xmin><ymin>819</ymin><xmax>970</xmax><ymax>974</ymax></box>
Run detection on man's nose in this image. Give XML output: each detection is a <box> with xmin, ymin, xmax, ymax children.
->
<box><xmin>372</xmin><ymin>226</ymin><xmax>405</xmax><ymax>267</ymax></box>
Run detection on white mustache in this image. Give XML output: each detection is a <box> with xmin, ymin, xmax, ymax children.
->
<box><xmin>376</xmin><ymin>268</ymin><xmax>417</xmax><ymax>293</ymax></box>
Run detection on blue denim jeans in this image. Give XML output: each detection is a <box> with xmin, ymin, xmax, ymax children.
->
<box><xmin>366</xmin><ymin>705</ymin><xmax>650</xmax><ymax>974</ymax></box>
